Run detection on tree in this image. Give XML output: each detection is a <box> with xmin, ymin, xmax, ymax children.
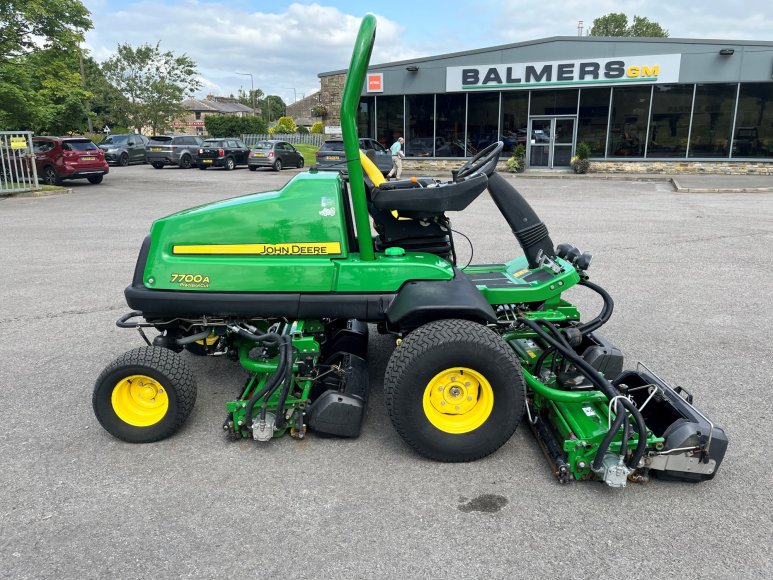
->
<box><xmin>0</xmin><ymin>48</ymin><xmax>91</xmax><ymax>133</ymax></box>
<box><xmin>102</xmin><ymin>43</ymin><xmax>202</xmax><ymax>134</ymax></box>
<box><xmin>0</xmin><ymin>0</ymin><xmax>92</xmax><ymax>64</ymax></box>
<box><xmin>262</xmin><ymin>95</ymin><xmax>286</xmax><ymax>123</ymax></box>
<box><xmin>589</xmin><ymin>13</ymin><xmax>669</xmax><ymax>37</ymax></box>
<box><xmin>81</xmin><ymin>56</ymin><xmax>130</xmax><ymax>131</ymax></box>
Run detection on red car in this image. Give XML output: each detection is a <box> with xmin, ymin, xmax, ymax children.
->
<box><xmin>32</xmin><ymin>137</ymin><xmax>109</xmax><ymax>185</ymax></box>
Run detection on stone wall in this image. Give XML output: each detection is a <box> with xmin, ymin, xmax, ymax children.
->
<box><xmin>395</xmin><ymin>158</ymin><xmax>772</xmax><ymax>175</ymax></box>
<box><xmin>319</xmin><ymin>73</ymin><xmax>347</xmax><ymax>128</ymax></box>
<box><xmin>589</xmin><ymin>160</ymin><xmax>773</xmax><ymax>175</ymax></box>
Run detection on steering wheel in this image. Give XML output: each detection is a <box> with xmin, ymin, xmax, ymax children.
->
<box><xmin>455</xmin><ymin>141</ymin><xmax>504</xmax><ymax>181</ymax></box>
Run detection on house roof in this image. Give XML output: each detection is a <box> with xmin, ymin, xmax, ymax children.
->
<box><xmin>182</xmin><ymin>98</ymin><xmax>256</xmax><ymax>114</ymax></box>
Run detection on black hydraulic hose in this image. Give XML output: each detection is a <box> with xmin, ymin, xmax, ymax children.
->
<box><xmin>229</xmin><ymin>325</ymin><xmax>283</xmax><ymax>346</ymax></box>
<box><xmin>273</xmin><ymin>337</ymin><xmax>296</xmax><ymax>429</ymax></box>
<box><xmin>620</xmin><ymin>415</ymin><xmax>630</xmax><ymax>458</ymax></box>
<box><xmin>592</xmin><ymin>401</ymin><xmax>627</xmax><ymax>470</ymax></box>
<box><xmin>577</xmin><ymin>279</ymin><xmax>614</xmax><ymax>335</ymax></box>
<box><xmin>518</xmin><ymin>317</ymin><xmax>647</xmax><ymax>469</ymax></box>
<box><xmin>243</xmin><ymin>336</ymin><xmax>288</xmax><ymax>427</ymax></box>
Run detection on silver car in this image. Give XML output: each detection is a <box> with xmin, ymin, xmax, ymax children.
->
<box><xmin>146</xmin><ymin>135</ymin><xmax>204</xmax><ymax>169</ymax></box>
<box><xmin>247</xmin><ymin>140</ymin><xmax>305</xmax><ymax>171</ymax></box>
<box><xmin>315</xmin><ymin>138</ymin><xmax>392</xmax><ymax>176</ymax></box>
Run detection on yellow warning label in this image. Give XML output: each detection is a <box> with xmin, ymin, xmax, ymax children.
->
<box><xmin>513</xmin><ymin>269</ymin><xmax>530</xmax><ymax>278</ymax></box>
<box><xmin>10</xmin><ymin>137</ymin><xmax>27</xmax><ymax>150</ymax></box>
<box><xmin>173</xmin><ymin>242</ymin><xmax>342</xmax><ymax>256</ymax></box>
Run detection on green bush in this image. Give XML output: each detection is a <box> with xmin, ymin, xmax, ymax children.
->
<box><xmin>505</xmin><ymin>155</ymin><xmax>521</xmax><ymax>173</ymax></box>
<box><xmin>269</xmin><ymin>116</ymin><xmax>297</xmax><ymax>135</ymax></box>
<box><xmin>310</xmin><ymin>121</ymin><xmax>324</xmax><ymax>134</ymax></box>
<box><xmin>204</xmin><ymin>115</ymin><xmax>267</xmax><ymax>137</ymax></box>
<box><xmin>576</xmin><ymin>142</ymin><xmax>591</xmax><ymax>160</ymax></box>
<box><xmin>296</xmin><ymin>125</ymin><xmax>309</xmax><ymax>134</ymax></box>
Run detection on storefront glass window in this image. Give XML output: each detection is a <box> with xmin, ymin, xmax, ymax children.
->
<box><xmin>405</xmin><ymin>95</ymin><xmax>435</xmax><ymax>157</ymax></box>
<box><xmin>576</xmin><ymin>88</ymin><xmax>610</xmax><ymax>157</ymax></box>
<box><xmin>357</xmin><ymin>97</ymin><xmax>375</xmax><ymax>139</ymax></box>
<box><xmin>689</xmin><ymin>84</ymin><xmax>736</xmax><ymax>158</ymax></box>
<box><xmin>733</xmin><ymin>83</ymin><xmax>773</xmax><ymax>158</ymax></box>
<box><xmin>435</xmin><ymin>94</ymin><xmax>467</xmax><ymax>157</ymax></box>
<box><xmin>466</xmin><ymin>93</ymin><xmax>499</xmax><ymax>156</ymax></box>
<box><xmin>500</xmin><ymin>92</ymin><xmax>529</xmax><ymax>155</ymax></box>
<box><xmin>607</xmin><ymin>87</ymin><xmax>651</xmax><ymax>157</ymax></box>
<box><xmin>375</xmin><ymin>95</ymin><xmax>404</xmax><ymax>148</ymax></box>
<box><xmin>647</xmin><ymin>84</ymin><xmax>693</xmax><ymax>158</ymax></box>
<box><xmin>529</xmin><ymin>89</ymin><xmax>578</xmax><ymax>116</ymax></box>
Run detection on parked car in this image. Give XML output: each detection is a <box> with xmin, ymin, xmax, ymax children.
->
<box><xmin>247</xmin><ymin>140</ymin><xmax>304</xmax><ymax>171</ymax></box>
<box><xmin>196</xmin><ymin>138</ymin><xmax>250</xmax><ymax>170</ymax></box>
<box><xmin>32</xmin><ymin>137</ymin><xmax>109</xmax><ymax>185</ymax></box>
<box><xmin>146</xmin><ymin>135</ymin><xmax>204</xmax><ymax>169</ymax></box>
<box><xmin>315</xmin><ymin>138</ymin><xmax>392</xmax><ymax>175</ymax></box>
<box><xmin>98</xmin><ymin>134</ymin><xmax>149</xmax><ymax>166</ymax></box>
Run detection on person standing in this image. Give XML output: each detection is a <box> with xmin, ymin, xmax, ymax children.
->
<box><xmin>387</xmin><ymin>137</ymin><xmax>404</xmax><ymax>179</ymax></box>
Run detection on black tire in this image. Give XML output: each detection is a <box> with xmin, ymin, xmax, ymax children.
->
<box><xmin>180</xmin><ymin>154</ymin><xmax>192</xmax><ymax>169</ymax></box>
<box><xmin>87</xmin><ymin>175</ymin><xmax>104</xmax><ymax>184</ymax></box>
<box><xmin>198</xmin><ymin>165</ymin><xmax>208</xmax><ymax>170</ymax></box>
<box><xmin>297</xmin><ymin>157</ymin><xmax>304</xmax><ymax>169</ymax></box>
<box><xmin>384</xmin><ymin>319</ymin><xmax>524</xmax><ymax>462</ymax></box>
<box><xmin>119</xmin><ymin>152</ymin><xmax>129</xmax><ymax>166</ymax></box>
<box><xmin>248</xmin><ymin>165</ymin><xmax>258</xmax><ymax>171</ymax></box>
<box><xmin>41</xmin><ymin>165</ymin><xmax>61</xmax><ymax>186</ymax></box>
<box><xmin>273</xmin><ymin>159</ymin><xmax>282</xmax><ymax>171</ymax></box>
<box><xmin>93</xmin><ymin>346</ymin><xmax>197</xmax><ymax>443</ymax></box>
<box><xmin>224</xmin><ymin>157</ymin><xmax>235</xmax><ymax>171</ymax></box>
<box><xmin>151</xmin><ymin>162</ymin><xmax>164</xmax><ymax>169</ymax></box>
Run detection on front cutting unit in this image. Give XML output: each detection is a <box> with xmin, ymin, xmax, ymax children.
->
<box><xmin>93</xmin><ymin>14</ymin><xmax>727</xmax><ymax>488</ymax></box>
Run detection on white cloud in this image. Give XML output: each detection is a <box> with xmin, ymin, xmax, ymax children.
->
<box><xmin>83</xmin><ymin>1</ymin><xmax>421</xmax><ymax>101</ymax></box>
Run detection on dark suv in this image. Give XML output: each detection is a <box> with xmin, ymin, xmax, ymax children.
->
<box><xmin>146</xmin><ymin>135</ymin><xmax>204</xmax><ymax>169</ymax></box>
<box><xmin>315</xmin><ymin>138</ymin><xmax>392</xmax><ymax>175</ymax></box>
<box><xmin>32</xmin><ymin>137</ymin><xmax>109</xmax><ymax>185</ymax></box>
<box><xmin>98</xmin><ymin>134</ymin><xmax>149</xmax><ymax>166</ymax></box>
<box><xmin>196</xmin><ymin>138</ymin><xmax>250</xmax><ymax>170</ymax></box>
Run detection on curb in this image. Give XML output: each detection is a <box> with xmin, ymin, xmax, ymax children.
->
<box><xmin>0</xmin><ymin>186</ymin><xmax>72</xmax><ymax>199</ymax></box>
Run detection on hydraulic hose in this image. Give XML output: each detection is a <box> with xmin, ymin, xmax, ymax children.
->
<box><xmin>273</xmin><ymin>338</ymin><xmax>296</xmax><ymax>430</ymax></box>
<box><xmin>592</xmin><ymin>401</ymin><xmax>627</xmax><ymax>470</ymax></box>
<box><xmin>518</xmin><ymin>317</ymin><xmax>647</xmax><ymax>469</ymax></box>
<box><xmin>576</xmin><ymin>279</ymin><xmax>614</xmax><ymax>335</ymax></box>
<box><xmin>243</xmin><ymin>335</ymin><xmax>288</xmax><ymax>427</ymax></box>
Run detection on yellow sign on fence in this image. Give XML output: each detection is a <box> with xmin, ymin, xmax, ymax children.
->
<box><xmin>10</xmin><ymin>137</ymin><xmax>27</xmax><ymax>150</ymax></box>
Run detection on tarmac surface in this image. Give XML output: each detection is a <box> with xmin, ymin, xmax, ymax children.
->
<box><xmin>1</xmin><ymin>164</ymin><xmax>772</xmax><ymax>578</ymax></box>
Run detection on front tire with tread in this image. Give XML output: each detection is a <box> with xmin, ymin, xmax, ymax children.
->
<box><xmin>93</xmin><ymin>346</ymin><xmax>197</xmax><ymax>443</ymax></box>
<box><xmin>384</xmin><ymin>319</ymin><xmax>524</xmax><ymax>462</ymax></box>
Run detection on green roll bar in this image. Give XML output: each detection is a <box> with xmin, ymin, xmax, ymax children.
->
<box><xmin>340</xmin><ymin>14</ymin><xmax>377</xmax><ymax>261</ymax></box>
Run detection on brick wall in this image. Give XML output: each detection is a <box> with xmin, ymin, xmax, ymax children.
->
<box><xmin>320</xmin><ymin>73</ymin><xmax>347</xmax><ymax>128</ymax></box>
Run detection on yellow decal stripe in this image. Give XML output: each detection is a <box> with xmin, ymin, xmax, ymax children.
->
<box><xmin>173</xmin><ymin>242</ymin><xmax>342</xmax><ymax>255</ymax></box>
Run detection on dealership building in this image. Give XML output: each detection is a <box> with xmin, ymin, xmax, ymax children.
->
<box><xmin>318</xmin><ymin>35</ymin><xmax>773</xmax><ymax>172</ymax></box>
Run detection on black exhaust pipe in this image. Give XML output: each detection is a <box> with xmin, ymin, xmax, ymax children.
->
<box><xmin>487</xmin><ymin>172</ymin><xmax>555</xmax><ymax>268</ymax></box>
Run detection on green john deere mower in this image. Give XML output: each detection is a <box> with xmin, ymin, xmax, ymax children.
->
<box><xmin>93</xmin><ymin>15</ymin><xmax>727</xmax><ymax>487</ymax></box>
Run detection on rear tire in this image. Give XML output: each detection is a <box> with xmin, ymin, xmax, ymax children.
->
<box><xmin>384</xmin><ymin>319</ymin><xmax>524</xmax><ymax>462</ymax></box>
<box><xmin>93</xmin><ymin>347</ymin><xmax>197</xmax><ymax>443</ymax></box>
<box><xmin>180</xmin><ymin>154</ymin><xmax>192</xmax><ymax>169</ymax></box>
<box><xmin>224</xmin><ymin>157</ymin><xmax>235</xmax><ymax>171</ymax></box>
<box><xmin>151</xmin><ymin>162</ymin><xmax>164</xmax><ymax>169</ymax></box>
<box><xmin>297</xmin><ymin>157</ymin><xmax>305</xmax><ymax>169</ymax></box>
<box><xmin>119</xmin><ymin>152</ymin><xmax>129</xmax><ymax>166</ymax></box>
<box><xmin>87</xmin><ymin>175</ymin><xmax>104</xmax><ymax>184</ymax></box>
<box><xmin>273</xmin><ymin>159</ymin><xmax>282</xmax><ymax>171</ymax></box>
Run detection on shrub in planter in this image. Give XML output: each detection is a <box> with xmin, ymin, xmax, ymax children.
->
<box><xmin>571</xmin><ymin>142</ymin><xmax>592</xmax><ymax>173</ymax></box>
<box><xmin>506</xmin><ymin>155</ymin><xmax>522</xmax><ymax>173</ymax></box>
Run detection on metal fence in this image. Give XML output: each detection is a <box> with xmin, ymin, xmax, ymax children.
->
<box><xmin>241</xmin><ymin>133</ymin><xmax>325</xmax><ymax>147</ymax></box>
<box><xmin>1</xmin><ymin>131</ymin><xmax>38</xmax><ymax>194</ymax></box>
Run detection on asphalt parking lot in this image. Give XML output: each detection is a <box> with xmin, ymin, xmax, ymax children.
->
<box><xmin>2</xmin><ymin>163</ymin><xmax>772</xmax><ymax>578</ymax></box>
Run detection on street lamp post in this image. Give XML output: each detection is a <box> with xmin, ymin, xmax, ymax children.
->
<box><xmin>235</xmin><ymin>72</ymin><xmax>255</xmax><ymax>115</ymax></box>
<box><xmin>283</xmin><ymin>87</ymin><xmax>297</xmax><ymax>104</ymax></box>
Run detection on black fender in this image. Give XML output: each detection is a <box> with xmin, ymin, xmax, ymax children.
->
<box><xmin>386</xmin><ymin>268</ymin><xmax>495</xmax><ymax>332</ymax></box>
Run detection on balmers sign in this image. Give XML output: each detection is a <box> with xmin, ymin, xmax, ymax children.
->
<box><xmin>446</xmin><ymin>54</ymin><xmax>681</xmax><ymax>92</ymax></box>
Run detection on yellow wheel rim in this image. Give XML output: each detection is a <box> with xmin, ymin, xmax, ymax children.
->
<box><xmin>111</xmin><ymin>374</ymin><xmax>169</xmax><ymax>427</ymax></box>
<box><xmin>422</xmin><ymin>367</ymin><xmax>494</xmax><ymax>434</ymax></box>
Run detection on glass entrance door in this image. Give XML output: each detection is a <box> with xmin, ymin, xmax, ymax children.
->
<box><xmin>527</xmin><ymin>117</ymin><xmax>576</xmax><ymax>168</ymax></box>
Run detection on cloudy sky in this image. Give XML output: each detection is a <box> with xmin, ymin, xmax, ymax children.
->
<box><xmin>82</xmin><ymin>0</ymin><xmax>773</xmax><ymax>104</ymax></box>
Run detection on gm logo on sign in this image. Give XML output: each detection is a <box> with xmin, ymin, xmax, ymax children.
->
<box><xmin>367</xmin><ymin>73</ymin><xmax>383</xmax><ymax>93</ymax></box>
